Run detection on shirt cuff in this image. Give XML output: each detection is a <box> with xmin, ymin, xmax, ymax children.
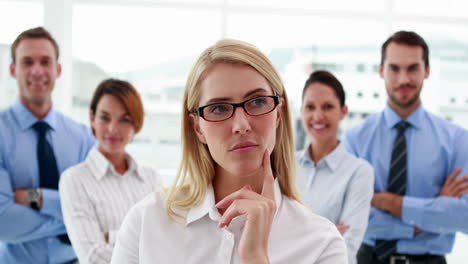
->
<box><xmin>402</xmin><ymin>196</ymin><xmax>424</xmax><ymax>227</ymax></box>
<box><xmin>40</xmin><ymin>188</ymin><xmax>62</xmax><ymax>219</ymax></box>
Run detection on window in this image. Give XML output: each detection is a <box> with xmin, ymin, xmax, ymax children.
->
<box><xmin>0</xmin><ymin>0</ymin><xmax>43</xmax><ymax>109</ymax></box>
<box><xmin>72</xmin><ymin>3</ymin><xmax>222</xmax><ymax>182</ymax></box>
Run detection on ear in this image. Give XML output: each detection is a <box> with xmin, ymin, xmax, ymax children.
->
<box><xmin>190</xmin><ymin>113</ymin><xmax>207</xmax><ymax>144</ymax></box>
<box><xmin>10</xmin><ymin>63</ymin><xmax>16</xmax><ymax>78</ymax></box>
<box><xmin>424</xmin><ymin>65</ymin><xmax>430</xmax><ymax>79</ymax></box>
<box><xmin>378</xmin><ymin>64</ymin><xmax>384</xmax><ymax>79</ymax></box>
<box><xmin>56</xmin><ymin>63</ymin><xmax>62</xmax><ymax>78</ymax></box>
<box><xmin>340</xmin><ymin>105</ymin><xmax>348</xmax><ymax>120</ymax></box>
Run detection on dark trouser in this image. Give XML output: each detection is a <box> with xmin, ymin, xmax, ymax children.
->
<box><xmin>357</xmin><ymin>244</ymin><xmax>446</xmax><ymax>264</ymax></box>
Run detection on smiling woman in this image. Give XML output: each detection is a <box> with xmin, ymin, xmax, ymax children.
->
<box><xmin>110</xmin><ymin>39</ymin><xmax>347</xmax><ymax>264</ymax></box>
<box><xmin>296</xmin><ymin>70</ymin><xmax>374</xmax><ymax>264</ymax></box>
<box><xmin>59</xmin><ymin>79</ymin><xmax>161</xmax><ymax>264</ymax></box>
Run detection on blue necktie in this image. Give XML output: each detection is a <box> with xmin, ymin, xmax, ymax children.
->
<box><xmin>375</xmin><ymin>120</ymin><xmax>410</xmax><ymax>261</ymax></box>
<box><xmin>33</xmin><ymin>121</ymin><xmax>71</xmax><ymax>245</ymax></box>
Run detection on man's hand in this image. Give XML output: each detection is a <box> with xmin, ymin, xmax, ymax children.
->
<box><xmin>373</xmin><ymin>193</ymin><xmax>425</xmax><ymax>232</ymax></box>
<box><xmin>372</xmin><ymin>192</ymin><xmax>403</xmax><ymax>218</ymax></box>
<box><xmin>14</xmin><ymin>189</ymin><xmax>30</xmax><ymax>206</ymax></box>
<box><xmin>14</xmin><ymin>189</ymin><xmax>42</xmax><ymax>208</ymax></box>
<box><xmin>439</xmin><ymin>168</ymin><xmax>468</xmax><ymax>197</ymax></box>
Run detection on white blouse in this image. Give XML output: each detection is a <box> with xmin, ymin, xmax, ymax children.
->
<box><xmin>111</xmin><ymin>180</ymin><xmax>347</xmax><ymax>264</ymax></box>
<box><xmin>59</xmin><ymin>147</ymin><xmax>161</xmax><ymax>264</ymax></box>
<box><xmin>296</xmin><ymin>143</ymin><xmax>374</xmax><ymax>264</ymax></box>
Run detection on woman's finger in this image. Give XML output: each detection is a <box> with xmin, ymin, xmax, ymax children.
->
<box><xmin>218</xmin><ymin>199</ymin><xmax>272</xmax><ymax>228</ymax></box>
<box><xmin>216</xmin><ymin>186</ymin><xmax>265</xmax><ymax>209</ymax></box>
<box><xmin>261</xmin><ymin>149</ymin><xmax>275</xmax><ymax>202</ymax></box>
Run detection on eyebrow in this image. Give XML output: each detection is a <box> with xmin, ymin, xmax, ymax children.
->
<box><xmin>98</xmin><ymin>110</ymin><xmax>130</xmax><ymax>118</ymax></box>
<box><xmin>20</xmin><ymin>55</ymin><xmax>53</xmax><ymax>61</ymax></box>
<box><xmin>204</xmin><ymin>88</ymin><xmax>270</xmax><ymax>105</ymax></box>
<box><xmin>388</xmin><ymin>63</ymin><xmax>421</xmax><ymax>68</ymax></box>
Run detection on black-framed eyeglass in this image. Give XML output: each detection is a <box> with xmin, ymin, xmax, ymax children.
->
<box><xmin>194</xmin><ymin>95</ymin><xmax>281</xmax><ymax>122</ymax></box>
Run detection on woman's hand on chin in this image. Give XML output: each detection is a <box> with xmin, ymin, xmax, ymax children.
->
<box><xmin>216</xmin><ymin>150</ymin><xmax>276</xmax><ymax>264</ymax></box>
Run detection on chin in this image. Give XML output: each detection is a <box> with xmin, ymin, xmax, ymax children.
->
<box><xmin>228</xmin><ymin>160</ymin><xmax>261</xmax><ymax>177</ymax></box>
<box><xmin>101</xmin><ymin>145</ymin><xmax>125</xmax><ymax>156</ymax></box>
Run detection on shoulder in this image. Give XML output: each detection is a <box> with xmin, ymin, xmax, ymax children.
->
<box><xmin>275</xmin><ymin>197</ymin><xmax>346</xmax><ymax>258</ymax></box>
<box><xmin>127</xmin><ymin>190</ymin><xmax>166</xmax><ymax>219</ymax></box>
<box><xmin>119</xmin><ymin>190</ymin><xmax>169</xmax><ymax>233</ymax></box>
<box><xmin>54</xmin><ymin>111</ymin><xmax>92</xmax><ymax>136</ymax></box>
<box><xmin>135</xmin><ymin>160</ymin><xmax>163</xmax><ymax>186</ymax></box>
<box><xmin>345</xmin><ymin>112</ymin><xmax>382</xmax><ymax>139</ymax></box>
<box><xmin>0</xmin><ymin>107</ymin><xmax>15</xmax><ymax>135</ymax></box>
<box><xmin>139</xmin><ymin>164</ymin><xmax>159</xmax><ymax>178</ymax></box>
<box><xmin>418</xmin><ymin>111</ymin><xmax>468</xmax><ymax>152</ymax></box>
<box><xmin>342</xmin><ymin>151</ymin><xmax>374</xmax><ymax>176</ymax></box>
<box><xmin>55</xmin><ymin>112</ymin><xmax>88</xmax><ymax>129</ymax></box>
<box><xmin>0</xmin><ymin>107</ymin><xmax>12</xmax><ymax>123</ymax></box>
<box><xmin>60</xmin><ymin>162</ymin><xmax>92</xmax><ymax>187</ymax></box>
<box><xmin>425</xmin><ymin>111</ymin><xmax>466</xmax><ymax>136</ymax></box>
<box><xmin>279</xmin><ymin>197</ymin><xmax>342</xmax><ymax>238</ymax></box>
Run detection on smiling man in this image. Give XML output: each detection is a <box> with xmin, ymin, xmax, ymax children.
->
<box><xmin>0</xmin><ymin>27</ymin><xmax>95</xmax><ymax>263</ymax></box>
<box><xmin>343</xmin><ymin>31</ymin><xmax>468</xmax><ymax>264</ymax></box>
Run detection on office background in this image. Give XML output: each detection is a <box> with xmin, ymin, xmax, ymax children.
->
<box><xmin>1</xmin><ymin>0</ymin><xmax>468</xmax><ymax>262</ymax></box>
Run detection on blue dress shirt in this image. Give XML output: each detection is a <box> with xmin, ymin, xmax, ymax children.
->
<box><xmin>343</xmin><ymin>104</ymin><xmax>468</xmax><ymax>256</ymax></box>
<box><xmin>296</xmin><ymin>143</ymin><xmax>374</xmax><ymax>264</ymax></box>
<box><xmin>0</xmin><ymin>100</ymin><xmax>95</xmax><ymax>264</ymax></box>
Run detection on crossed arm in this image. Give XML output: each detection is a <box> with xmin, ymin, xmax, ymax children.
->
<box><xmin>0</xmin><ymin>166</ymin><xmax>66</xmax><ymax>243</ymax></box>
<box><xmin>372</xmin><ymin>168</ymin><xmax>468</xmax><ymax>234</ymax></box>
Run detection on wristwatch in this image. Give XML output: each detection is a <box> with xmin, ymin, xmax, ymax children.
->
<box><xmin>27</xmin><ymin>188</ymin><xmax>41</xmax><ymax>211</ymax></box>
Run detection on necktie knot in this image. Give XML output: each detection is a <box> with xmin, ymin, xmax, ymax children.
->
<box><xmin>395</xmin><ymin>120</ymin><xmax>409</xmax><ymax>134</ymax></box>
<box><xmin>33</xmin><ymin>121</ymin><xmax>50</xmax><ymax>136</ymax></box>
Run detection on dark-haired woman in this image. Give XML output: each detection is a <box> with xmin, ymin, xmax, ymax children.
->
<box><xmin>296</xmin><ymin>70</ymin><xmax>374</xmax><ymax>264</ymax></box>
<box><xmin>59</xmin><ymin>79</ymin><xmax>161</xmax><ymax>264</ymax></box>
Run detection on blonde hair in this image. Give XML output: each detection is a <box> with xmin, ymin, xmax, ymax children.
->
<box><xmin>165</xmin><ymin>39</ymin><xmax>300</xmax><ymax>219</ymax></box>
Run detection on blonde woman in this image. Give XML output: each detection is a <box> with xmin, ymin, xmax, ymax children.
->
<box><xmin>111</xmin><ymin>39</ymin><xmax>347</xmax><ymax>264</ymax></box>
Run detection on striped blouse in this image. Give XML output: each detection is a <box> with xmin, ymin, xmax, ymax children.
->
<box><xmin>59</xmin><ymin>147</ymin><xmax>161</xmax><ymax>264</ymax></box>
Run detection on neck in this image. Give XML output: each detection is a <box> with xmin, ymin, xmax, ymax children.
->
<box><xmin>388</xmin><ymin>99</ymin><xmax>420</xmax><ymax>119</ymax></box>
<box><xmin>20</xmin><ymin>96</ymin><xmax>52</xmax><ymax>119</ymax></box>
<box><xmin>213</xmin><ymin>165</ymin><xmax>264</xmax><ymax>214</ymax></box>
<box><xmin>309</xmin><ymin>138</ymin><xmax>339</xmax><ymax>165</ymax></box>
<box><xmin>98</xmin><ymin>147</ymin><xmax>128</xmax><ymax>175</ymax></box>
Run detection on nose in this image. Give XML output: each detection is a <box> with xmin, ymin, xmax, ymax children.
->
<box><xmin>30</xmin><ymin>63</ymin><xmax>45</xmax><ymax>76</ymax></box>
<box><xmin>397</xmin><ymin>71</ymin><xmax>410</xmax><ymax>86</ymax></box>
<box><xmin>312</xmin><ymin>109</ymin><xmax>325</xmax><ymax>121</ymax></box>
<box><xmin>231</xmin><ymin>107</ymin><xmax>251</xmax><ymax>134</ymax></box>
<box><xmin>108</xmin><ymin>121</ymin><xmax>118</xmax><ymax>133</ymax></box>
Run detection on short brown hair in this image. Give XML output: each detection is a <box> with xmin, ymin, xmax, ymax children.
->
<box><xmin>11</xmin><ymin>27</ymin><xmax>60</xmax><ymax>63</ymax></box>
<box><xmin>90</xmin><ymin>79</ymin><xmax>145</xmax><ymax>133</ymax></box>
<box><xmin>381</xmin><ymin>31</ymin><xmax>429</xmax><ymax>67</ymax></box>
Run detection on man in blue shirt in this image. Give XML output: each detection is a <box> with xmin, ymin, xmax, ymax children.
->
<box><xmin>343</xmin><ymin>31</ymin><xmax>468</xmax><ymax>264</ymax></box>
<box><xmin>0</xmin><ymin>27</ymin><xmax>95</xmax><ymax>263</ymax></box>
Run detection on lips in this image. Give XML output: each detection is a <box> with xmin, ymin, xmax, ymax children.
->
<box><xmin>230</xmin><ymin>141</ymin><xmax>259</xmax><ymax>152</ymax></box>
<box><xmin>106</xmin><ymin>137</ymin><xmax>121</xmax><ymax>143</ymax></box>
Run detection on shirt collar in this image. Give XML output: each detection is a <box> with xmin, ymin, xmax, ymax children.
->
<box><xmin>87</xmin><ymin>147</ymin><xmax>144</xmax><ymax>181</ymax></box>
<box><xmin>12</xmin><ymin>99</ymin><xmax>57</xmax><ymax>131</ymax></box>
<box><xmin>323</xmin><ymin>142</ymin><xmax>346</xmax><ymax>172</ymax></box>
<box><xmin>186</xmin><ymin>178</ymin><xmax>283</xmax><ymax>226</ymax></box>
<box><xmin>383</xmin><ymin>103</ymin><xmax>424</xmax><ymax>130</ymax></box>
<box><xmin>296</xmin><ymin>143</ymin><xmax>346</xmax><ymax>172</ymax></box>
